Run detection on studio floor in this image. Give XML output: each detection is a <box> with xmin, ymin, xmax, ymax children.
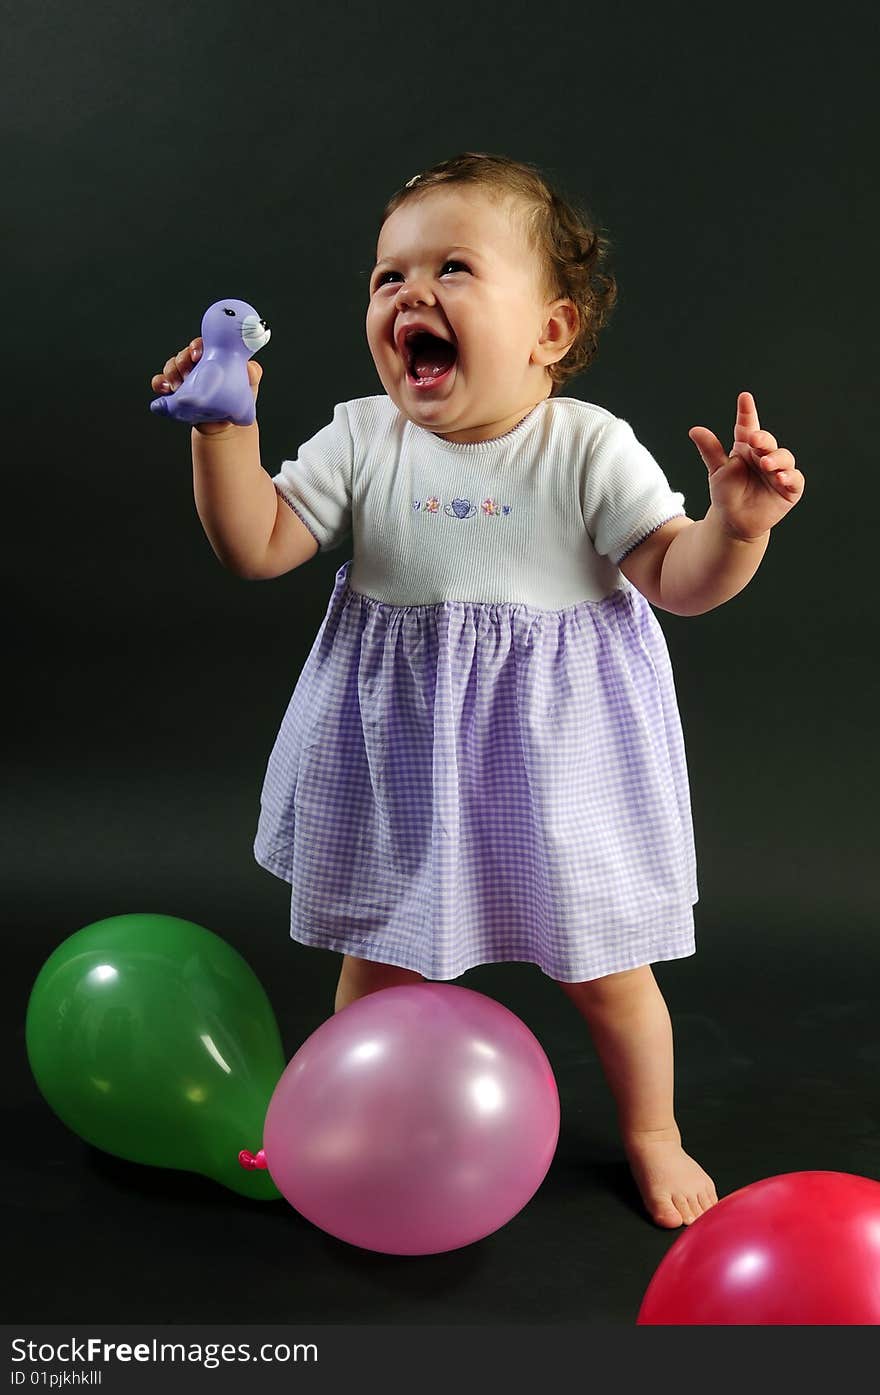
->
<box><xmin>8</xmin><ymin>900</ymin><xmax>878</xmax><ymax>1326</ymax></box>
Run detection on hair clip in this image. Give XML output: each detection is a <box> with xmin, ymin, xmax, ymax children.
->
<box><xmin>405</xmin><ymin>174</ymin><xmax>422</xmax><ymax>188</ymax></box>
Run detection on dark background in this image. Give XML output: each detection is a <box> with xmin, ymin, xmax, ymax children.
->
<box><xmin>5</xmin><ymin>0</ymin><xmax>878</xmax><ymax>1330</ymax></box>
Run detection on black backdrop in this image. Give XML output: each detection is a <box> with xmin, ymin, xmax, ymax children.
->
<box><xmin>4</xmin><ymin>0</ymin><xmax>878</xmax><ymax>1336</ymax></box>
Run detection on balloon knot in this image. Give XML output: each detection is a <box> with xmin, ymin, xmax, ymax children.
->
<box><xmin>238</xmin><ymin>1148</ymin><xmax>267</xmax><ymax>1171</ymax></box>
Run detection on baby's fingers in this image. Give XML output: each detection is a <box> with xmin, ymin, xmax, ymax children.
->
<box><xmin>150</xmin><ymin>337</ymin><xmax>203</xmax><ymax>394</ymax></box>
<box><xmin>758</xmin><ymin>449</ymin><xmax>804</xmax><ymax>497</ymax></box>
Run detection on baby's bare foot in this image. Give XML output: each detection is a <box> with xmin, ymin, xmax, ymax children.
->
<box><xmin>624</xmin><ymin>1126</ymin><xmax>718</xmax><ymax>1228</ymax></box>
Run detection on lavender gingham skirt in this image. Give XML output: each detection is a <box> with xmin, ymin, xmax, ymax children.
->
<box><xmin>254</xmin><ymin>560</ymin><xmax>698</xmax><ymax>982</ymax></box>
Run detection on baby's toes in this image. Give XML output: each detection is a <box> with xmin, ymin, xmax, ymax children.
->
<box><xmin>671</xmin><ymin>1193</ymin><xmax>699</xmax><ymax>1225</ymax></box>
<box><xmin>651</xmin><ymin>1195</ymin><xmax>685</xmax><ymax>1229</ymax></box>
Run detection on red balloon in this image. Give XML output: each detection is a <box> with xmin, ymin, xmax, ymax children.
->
<box><xmin>638</xmin><ymin>1172</ymin><xmax>880</xmax><ymax>1325</ymax></box>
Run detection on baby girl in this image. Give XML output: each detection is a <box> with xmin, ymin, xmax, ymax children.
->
<box><xmin>151</xmin><ymin>151</ymin><xmax>803</xmax><ymax>1227</ymax></box>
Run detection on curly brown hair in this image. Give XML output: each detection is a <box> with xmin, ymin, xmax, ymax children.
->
<box><xmin>374</xmin><ymin>151</ymin><xmax>618</xmax><ymax>397</ymax></box>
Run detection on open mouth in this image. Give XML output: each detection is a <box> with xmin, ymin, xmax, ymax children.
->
<box><xmin>402</xmin><ymin>331</ymin><xmax>458</xmax><ymax>389</ymax></box>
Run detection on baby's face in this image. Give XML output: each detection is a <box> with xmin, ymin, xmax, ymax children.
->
<box><xmin>366</xmin><ymin>188</ymin><xmax>573</xmax><ymax>443</ymax></box>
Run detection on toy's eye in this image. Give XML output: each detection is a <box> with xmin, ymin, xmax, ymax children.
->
<box><xmin>224</xmin><ymin>308</ymin><xmax>236</xmax><ymax>316</ymax></box>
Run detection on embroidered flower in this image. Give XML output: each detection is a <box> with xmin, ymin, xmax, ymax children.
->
<box><xmin>425</xmin><ymin>496</ymin><xmax>440</xmax><ymax>513</ymax></box>
<box><xmin>481</xmin><ymin>497</ymin><xmax>500</xmax><ymax>515</ymax></box>
<box><xmin>413</xmin><ymin>499</ymin><xmax>421</xmax><ymax>510</ymax></box>
<box><xmin>502</xmin><ymin>504</ymin><xmax>512</xmax><ymax>515</ymax></box>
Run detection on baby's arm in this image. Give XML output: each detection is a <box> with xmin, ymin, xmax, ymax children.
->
<box><xmin>660</xmin><ymin>505</ymin><xmax>770</xmax><ymax>615</ymax></box>
<box><xmin>192</xmin><ymin>421</ymin><xmax>318</xmax><ymax>579</ymax></box>
<box><xmin>154</xmin><ymin>338</ymin><xmax>318</xmax><ymax>579</ymax></box>
<box><xmin>626</xmin><ymin>507</ymin><xmax>769</xmax><ymax>616</ymax></box>
<box><xmin>620</xmin><ymin>392</ymin><xmax>801</xmax><ymax>615</ymax></box>
<box><xmin>655</xmin><ymin>392</ymin><xmax>801</xmax><ymax>614</ymax></box>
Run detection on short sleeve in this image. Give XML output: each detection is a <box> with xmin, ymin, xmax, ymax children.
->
<box><xmin>581</xmin><ymin>414</ymin><xmax>687</xmax><ymax>565</ymax></box>
<box><xmin>271</xmin><ymin>401</ymin><xmax>353</xmax><ymax>552</ymax></box>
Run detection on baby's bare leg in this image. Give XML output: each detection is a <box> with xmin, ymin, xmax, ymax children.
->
<box><xmin>557</xmin><ymin>965</ymin><xmax>718</xmax><ymax>1228</ymax></box>
<box><xmin>334</xmin><ymin>953</ymin><xmax>425</xmax><ymax>1012</ymax></box>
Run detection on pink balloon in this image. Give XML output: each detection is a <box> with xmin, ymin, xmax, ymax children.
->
<box><xmin>638</xmin><ymin>1171</ymin><xmax>880</xmax><ymax>1324</ymax></box>
<box><xmin>262</xmin><ymin>984</ymin><xmax>560</xmax><ymax>1254</ymax></box>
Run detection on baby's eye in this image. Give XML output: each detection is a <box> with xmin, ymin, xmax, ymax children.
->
<box><xmin>374</xmin><ymin>260</ymin><xmax>469</xmax><ymax>287</ymax></box>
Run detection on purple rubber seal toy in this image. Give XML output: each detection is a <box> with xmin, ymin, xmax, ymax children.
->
<box><xmin>150</xmin><ymin>298</ymin><xmax>271</xmax><ymax>426</ymax></box>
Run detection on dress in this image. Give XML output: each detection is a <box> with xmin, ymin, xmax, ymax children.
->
<box><xmin>253</xmin><ymin>395</ymin><xmax>699</xmax><ymax>982</ymax></box>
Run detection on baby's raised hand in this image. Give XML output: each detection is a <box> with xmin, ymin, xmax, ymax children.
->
<box><xmin>688</xmin><ymin>392</ymin><xmax>804</xmax><ymax>540</ymax></box>
<box><xmin>149</xmin><ymin>337</ymin><xmax>263</xmax><ymax>434</ymax></box>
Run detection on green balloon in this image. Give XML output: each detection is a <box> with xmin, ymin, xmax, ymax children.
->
<box><xmin>25</xmin><ymin>913</ymin><xmax>285</xmax><ymax>1199</ymax></box>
